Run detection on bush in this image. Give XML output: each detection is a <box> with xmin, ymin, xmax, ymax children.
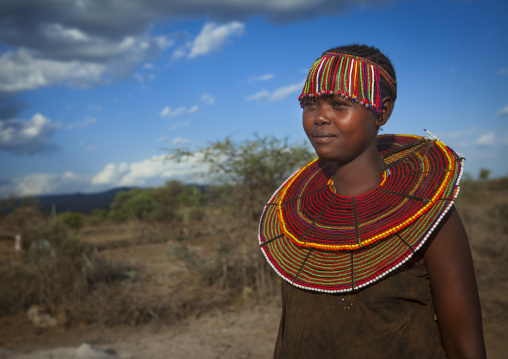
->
<box><xmin>87</xmin><ymin>208</ymin><xmax>109</xmax><ymax>226</ymax></box>
<box><xmin>57</xmin><ymin>212</ymin><xmax>85</xmax><ymax>231</ymax></box>
<box><xmin>478</xmin><ymin>168</ymin><xmax>491</xmax><ymax>180</ymax></box>
<box><xmin>0</xmin><ymin>220</ymin><xmax>133</xmax><ymax>317</ymax></box>
<box><xmin>110</xmin><ymin>189</ymin><xmax>159</xmax><ymax>222</ymax></box>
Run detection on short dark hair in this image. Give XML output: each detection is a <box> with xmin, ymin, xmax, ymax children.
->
<box><xmin>322</xmin><ymin>44</ymin><xmax>397</xmax><ymax>102</ymax></box>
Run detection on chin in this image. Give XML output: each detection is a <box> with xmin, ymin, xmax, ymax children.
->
<box><xmin>315</xmin><ymin>152</ymin><xmax>340</xmax><ymax>163</ymax></box>
<box><xmin>311</xmin><ymin>144</ymin><xmax>343</xmax><ymax>163</ymax></box>
<box><xmin>316</xmin><ymin>151</ymin><xmax>354</xmax><ymax>164</ymax></box>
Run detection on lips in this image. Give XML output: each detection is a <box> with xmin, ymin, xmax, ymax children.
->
<box><xmin>312</xmin><ymin>129</ymin><xmax>336</xmax><ymax>137</ymax></box>
<box><xmin>311</xmin><ymin>130</ymin><xmax>336</xmax><ymax>140</ymax></box>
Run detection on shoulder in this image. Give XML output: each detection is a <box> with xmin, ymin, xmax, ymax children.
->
<box><xmin>423</xmin><ymin>206</ymin><xmax>473</xmax><ymax>294</ymax></box>
<box><xmin>424</xmin><ymin>206</ymin><xmax>469</xmax><ymax>267</ymax></box>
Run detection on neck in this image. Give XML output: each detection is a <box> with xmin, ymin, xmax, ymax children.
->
<box><xmin>332</xmin><ymin>146</ymin><xmax>385</xmax><ymax>197</ymax></box>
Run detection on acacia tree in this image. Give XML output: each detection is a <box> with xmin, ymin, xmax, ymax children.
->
<box><xmin>177</xmin><ymin>186</ymin><xmax>208</xmax><ymax>223</ymax></box>
<box><xmin>169</xmin><ymin>135</ymin><xmax>315</xmax><ymax>220</ymax></box>
<box><xmin>478</xmin><ymin>168</ymin><xmax>491</xmax><ymax>181</ymax></box>
<box><xmin>110</xmin><ymin>189</ymin><xmax>159</xmax><ymax>222</ymax></box>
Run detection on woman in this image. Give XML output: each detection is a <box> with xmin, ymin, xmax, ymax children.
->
<box><xmin>258</xmin><ymin>44</ymin><xmax>486</xmax><ymax>358</ymax></box>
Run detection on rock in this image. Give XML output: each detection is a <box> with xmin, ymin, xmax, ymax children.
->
<box><xmin>73</xmin><ymin>343</ymin><xmax>131</xmax><ymax>359</ymax></box>
<box><xmin>27</xmin><ymin>305</ymin><xmax>58</xmax><ymax>328</ymax></box>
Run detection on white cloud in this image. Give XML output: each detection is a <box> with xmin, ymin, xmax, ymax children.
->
<box><xmin>0</xmin><ymin>152</ymin><xmax>209</xmax><ymax>196</ymax></box>
<box><xmin>188</xmin><ymin>22</ymin><xmax>245</xmax><ymax>59</ymax></box>
<box><xmin>435</xmin><ymin>127</ymin><xmax>479</xmax><ymax>141</ymax></box>
<box><xmin>171</xmin><ymin>46</ymin><xmax>188</xmax><ymax>61</ymax></box>
<box><xmin>162</xmin><ymin>106</ymin><xmax>186</xmax><ymax>118</ymax></box>
<box><xmin>161</xmin><ymin>106</ymin><xmax>197</xmax><ymax>118</ymax></box>
<box><xmin>201</xmin><ymin>94</ymin><xmax>215</xmax><ymax>105</ymax></box>
<box><xmin>248</xmin><ymin>74</ymin><xmax>274</xmax><ymax>82</ymax></box>
<box><xmin>169</xmin><ymin>107</ymin><xmax>184</xmax><ymax>117</ymax></box>
<box><xmin>84</xmin><ymin>145</ymin><xmax>96</xmax><ymax>152</ymax></box>
<box><xmin>271</xmin><ymin>82</ymin><xmax>303</xmax><ymax>101</ymax></box>
<box><xmin>92</xmin><ymin>162</ymin><xmax>129</xmax><ymax>185</ymax></box>
<box><xmin>0</xmin><ymin>49</ymin><xmax>107</xmax><ymax>93</ymax></box>
<box><xmin>43</xmin><ymin>23</ymin><xmax>89</xmax><ymax>42</ymax></box>
<box><xmin>498</xmin><ymin>67</ymin><xmax>508</xmax><ymax>75</ymax></box>
<box><xmin>169</xmin><ymin>121</ymin><xmax>191</xmax><ymax>130</ymax></box>
<box><xmin>247</xmin><ymin>90</ymin><xmax>270</xmax><ymax>101</ymax></box>
<box><xmin>0</xmin><ymin>113</ymin><xmax>60</xmax><ymax>154</ymax></box>
<box><xmin>11</xmin><ymin>174</ymin><xmax>58</xmax><ymax>196</ymax></box>
<box><xmin>67</xmin><ymin>116</ymin><xmax>97</xmax><ymax>130</ymax></box>
<box><xmin>0</xmin><ymin>26</ymin><xmax>170</xmax><ymax>95</ymax></box>
<box><xmin>92</xmin><ymin>154</ymin><xmax>206</xmax><ymax>187</ymax></box>
<box><xmin>156</xmin><ymin>136</ymin><xmax>167</xmax><ymax>142</ymax></box>
<box><xmin>246</xmin><ymin>80</ymin><xmax>304</xmax><ymax>102</ymax></box>
<box><xmin>496</xmin><ymin>105</ymin><xmax>508</xmax><ymax>116</ymax></box>
<box><xmin>1</xmin><ymin>171</ymin><xmax>89</xmax><ymax>196</ymax></box>
<box><xmin>0</xmin><ymin>0</ymin><xmax>394</xmax><ymax>95</ymax></box>
<box><xmin>171</xmin><ymin>137</ymin><xmax>192</xmax><ymax>145</ymax></box>
<box><xmin>475</xmin><ymin>132</ymin><xmax>496</xmax><ymax>146</ymax></box>
<box><xmin>161</xmin><ymin>107</ymin><xmax>171</xmax><ymax>117</ymax></box>
<box><xmin>154</xmin><ymin>36</ymin><xmax>174</xmax><ymax>50</ymax></box>
<box><xmin>133</xmin><ymin>72</ymin><xmax>155</xmax><ymax>83</ymax></box>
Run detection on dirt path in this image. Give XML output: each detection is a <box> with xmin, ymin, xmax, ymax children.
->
<box><xmin>1</xmin><ymin>304</ymin><xmax>280</xmax><ymax>359</ymax></box>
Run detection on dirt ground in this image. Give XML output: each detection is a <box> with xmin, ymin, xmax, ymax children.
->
<box><xmin>0</xmin><ymin>304</ymin><xmax>280</xmax><ymax>359</ymax></box>
<box><xmin>1</xmin><ymin>304</ymin><xmax>506</xmax><ymax>359</ymax></box>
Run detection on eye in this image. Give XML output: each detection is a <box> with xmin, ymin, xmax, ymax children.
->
<box><xmin>332</xmin><ymin>101</ymin><xmax>346</xmax><ymax>109</ymax></box>
<box><xmin>302</xmin><ymin>99</ymin><xmax>317</xmax><ymax>108</ymax></box>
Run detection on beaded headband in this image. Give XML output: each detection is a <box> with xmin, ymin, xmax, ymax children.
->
<box><xmin>299</xmin><ymin>52</ymin><xmax>397</xmax><ymax>114</ymax></box>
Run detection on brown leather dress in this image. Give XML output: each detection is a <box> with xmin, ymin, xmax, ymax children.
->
<box><xmin>278</xmin><ymin>259</ymin><xmax>447</xmax><ymax>359</ymax></box>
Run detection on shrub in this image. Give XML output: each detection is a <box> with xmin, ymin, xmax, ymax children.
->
<box><xmin>57</xmin><ymin>212</ymin><xmax>85</xmax><ymax>231</ymax></box>
<box><xmin>110</xmin><ymin>189</ymin><xmax>160</xmax><ymax>222</ymax></box>
<box><xmin>87</xmin><ymin>208</ymin><xmax>109</xmax><ymax>226</ymax></box>
<box><xmin>478</xmin><ymin>168</ymin><xmax>491</xmax><ymax>180</ymax></box>
<box><xmin>0</xmin><ymin>206</ymin><xmax>46</xmax><ymax>238</ymax></box>
<box><xmin>0</xmin><ymin>220</ymin><xmax>133</xmax><ymax>318</ymax></box>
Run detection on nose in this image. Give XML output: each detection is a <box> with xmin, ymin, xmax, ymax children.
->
<box><xmin>314</xmin><ymin>108</ymin><xmax>332</xmax><ymax>125</ymax></box>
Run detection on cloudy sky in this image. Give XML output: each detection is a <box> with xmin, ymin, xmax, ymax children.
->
<box><xmin>0</xmin><ymin>0</ymin><xmax>507</xmax><ymax>196</ymax></box>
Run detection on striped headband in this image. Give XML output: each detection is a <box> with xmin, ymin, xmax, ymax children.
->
<box><xmin>298</xmin><ymin>52</ymin><xmax>397</xmax><ymax>114</ymax></box>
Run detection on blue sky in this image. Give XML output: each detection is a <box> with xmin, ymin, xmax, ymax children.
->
<box><xmin>0</xmin><ymin>0</ymin><xmax>507</xmax><ymax>196</ymax></box>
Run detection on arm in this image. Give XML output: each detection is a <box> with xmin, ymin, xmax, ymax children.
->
<box><xmin>424</xmin><ymin>206</ymin><xmax>486</xmax><ymax>359</ymax></box>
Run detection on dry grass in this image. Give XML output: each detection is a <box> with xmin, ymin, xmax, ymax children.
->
<box><xmin>455</xmin><ymin>178</ymin><xmax>508</xmax><ymax>325</ymax></box>
<box><xmin>0</xmin><ymin>220</ymin><xmax>135</xmax><ymax>323</ymax></box>
<box><xmin>0</xmin><ymin>204</ymin><xmax>279</xmax><ymax>329</ymax></box>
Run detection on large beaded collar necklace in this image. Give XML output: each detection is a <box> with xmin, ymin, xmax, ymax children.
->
<box><xmin>259</xmin><ymin>134</ymin><xmax>464</xmax><ymax>293</ymax></box>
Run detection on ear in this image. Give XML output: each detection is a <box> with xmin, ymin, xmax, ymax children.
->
<box><xmin>376</xmin><ymin>97</ymin><xmax>394</xmax><ymax>126</ymax></box>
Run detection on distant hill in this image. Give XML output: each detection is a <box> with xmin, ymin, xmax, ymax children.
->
<box><xmin>35</xmin><ymin>187</ymin><xmax>135</xmax><ymax>215</ymax></box>
<box><xmin>4</xmin><ymin>184</ymin><xmax>210</xmax><ymax>215</ymax></box>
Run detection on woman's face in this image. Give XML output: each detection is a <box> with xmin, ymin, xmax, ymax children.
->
<box><xmin>302</xmin><ymin>95</ymin><xmax>380</xmax><ymax>164</ymax></box>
